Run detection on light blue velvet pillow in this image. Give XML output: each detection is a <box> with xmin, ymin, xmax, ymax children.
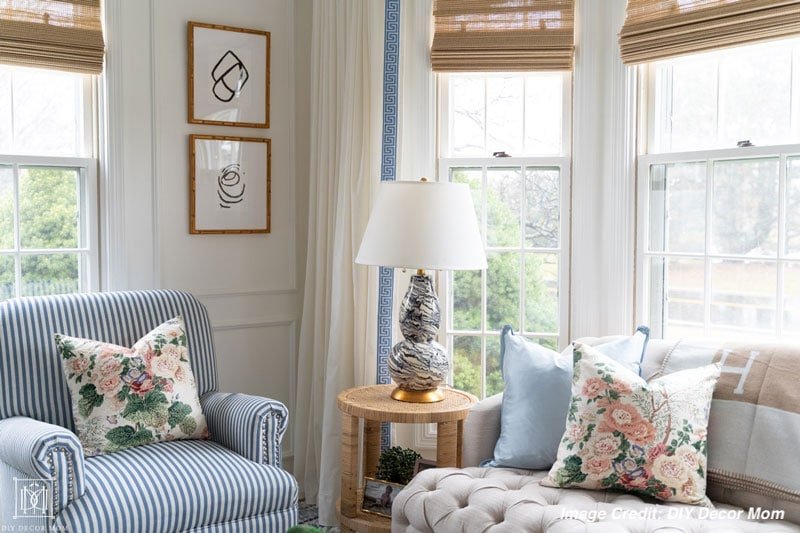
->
<box><xmin>489</xmin><ymin>325</ymin><xmax>650</xmax><ymax>470</ymax></box>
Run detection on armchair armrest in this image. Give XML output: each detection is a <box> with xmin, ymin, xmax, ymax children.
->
<box><xmin>462</xmin><ymin>393</ymin><xmax>502</xmax><ymax>467</ymax></box>
<box><xmin>0</xmin><ymin>416</ymin><xmax>85</xmax><ymax>514</ymax></box>
<box><xmin>201</xmin><ymin>392</ymin><xmax>288</xmax><ymax>467</ymax></box>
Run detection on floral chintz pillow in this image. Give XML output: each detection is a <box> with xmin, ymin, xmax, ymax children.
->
<box><xmin>543</xmin><ymin>342</ymin><xmax>720</xmax><ymax>506</ymax></box>
<box><xmin>56</xmin><ymin>316</ymin><xmax>208</xmax><ymax>456</ymax></box>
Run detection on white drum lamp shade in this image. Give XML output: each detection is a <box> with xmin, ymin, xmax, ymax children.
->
<box><xmin>355</xmin><ymin>181</ymin><xmax>487</xmax><ymax>271</ymax></box>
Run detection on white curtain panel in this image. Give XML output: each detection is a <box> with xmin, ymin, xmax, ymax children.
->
<box><xmin>397</xmin><ymin>0</ymin><xmax>435</xmax><ymax>185</ymax></box>
<box><xmin>293</xmin><ymin>0</ymin><xmax>384</xmax><ymax>526</ymax></box>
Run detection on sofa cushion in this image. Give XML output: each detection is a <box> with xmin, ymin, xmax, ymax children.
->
<box><xmin>393</xmin><ymin>467</ymin><xmax>800</xmax><ymax>532</ymax></box>
<box><xmin>53</xmin><ymin>439</ymin><xmax>298</xmax><ymax>532</ymax></box>
<box><xmin>543</xmin><ymin>343</ymin><xmax>720</xmax><ymax>505</ymax></box>
<box><xmin>492</xmin><ymin>326</ymin><xmax>649</xmax><ymax>470</ymax></box>
<box><xmin>56</xmin><ymin>316</ymin><xmax>208</xmax><ymax>456</ymax></box>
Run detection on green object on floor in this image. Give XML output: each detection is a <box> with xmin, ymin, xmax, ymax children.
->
<box><xmin>288</xmin><ymin>526</ymin><xmax>323</xmax><ymax>533</ymax></box>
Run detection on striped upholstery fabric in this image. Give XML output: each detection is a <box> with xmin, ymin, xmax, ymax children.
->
<box><xmin>0</xmin><ymin>416</ymin><xmax>86</xmax><ymax>514</ymax></box>
<box><xmin>185</xmin><ymin>509</ymin><xmax>298</xmax><ymax>533</ymax></box>
<box><xmin>0</xmin><ymin>290</ymin><xmax>217</xmax><ymax>432</ymax></box>
<box><xmin>53</xmin><ymin>440</ymin><xmax>298</xmax><ymax>532</ymax></box>
<box><xmin>0</xmin><ymin>290</ymin><xmax>298</xmax><ymax>532</ymax></box>
<box><xmin>202</xmin><ymin>392</ymin><xmax>288</xmax><ymax>467</ymax></box>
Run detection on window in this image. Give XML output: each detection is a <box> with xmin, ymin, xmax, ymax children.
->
<box><xmin>638</xmin><ymin>38</ymin><xmax>800</xmax><ymax>340</ymax></box>
<box><xmin>438</xmin><ymin>72</ymin><xmax>571</xmax><ymax>399</ymax></box>
<box><xmin>0</xmin><ymin>66</ymin><xmax>98</xmax><ymax>300</ymax></box>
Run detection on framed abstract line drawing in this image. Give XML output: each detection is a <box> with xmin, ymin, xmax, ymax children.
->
<box><xmin>188</xmin><ymin>21</ymin><xmax>270</xmax><ymax>128</ymax></box>
<box><xmin>190</xmin><ymin>135</ymin><xmax>271</xmax><ymax>234</ymax></box>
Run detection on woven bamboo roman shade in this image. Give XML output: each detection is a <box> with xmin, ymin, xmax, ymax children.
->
<box><xmin>620</xmin><ymin>0</ymin><xmax>800</xmax><ymax>64</ymax></box>
<box><xmin>0</xmin><ymin>0</ymin><xmax>105</xmax><ymax>74</ymax></box>
<box><xmin>431</xmin><ymin>0</ymin><xmax>575</xmax><ymax>72</ymax></box>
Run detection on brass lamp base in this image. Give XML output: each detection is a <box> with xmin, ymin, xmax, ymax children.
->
<box><xmin>391</xmin><ymin>386</ymin><xmax>445</xmax><ymax>403</ymax></box>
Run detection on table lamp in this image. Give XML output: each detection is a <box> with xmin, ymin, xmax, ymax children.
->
<box><xmin>356</xmin><ymin>178</ymin><xmax>487</xmax><ymax>402</ymax></box>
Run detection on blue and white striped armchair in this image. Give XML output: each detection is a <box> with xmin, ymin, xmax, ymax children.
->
<box><xmin>0</xmin><ymin>290</ymin><xmax>298</xmax><ymax>532</ymax></box>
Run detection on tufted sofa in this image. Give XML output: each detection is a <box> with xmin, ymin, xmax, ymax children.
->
<box><xmin>392</xmin><ymin>338</ymin><xmax>800</xmax><ymax>532</ymax></box>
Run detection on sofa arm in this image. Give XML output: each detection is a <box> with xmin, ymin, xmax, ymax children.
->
<box><xmin>0</xmin><ymin>417</ymin><xmax>86</xmax><ymax>514</ymax></box>
<box><xmin>462</xmin><ymin>393</ymin><xmax>502</xmax><ymax>467</ymax></box>
<box><xmin>201</xmin><ymin>392</ymin><xmax>288</xmax><ymax>467</ymax></box>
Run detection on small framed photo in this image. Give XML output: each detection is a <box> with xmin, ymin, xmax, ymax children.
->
<box><xmin>189</xmin><ymin>135</ymin><xmax>271</xmax><ymax>234</ymax></box>
<box><xmin>361</xmin><ymin>478</ymin><xmax>404</xmax><ymax>518</ymax></box>
<box><xmin>413</xmin><ymin>458</ymin><xmax>437</xmax><ymax>476</ymax></box>
<box><xmin>188</xmin><ymin>21</ymin><xmax>270</xmax><ymax>128</ymax></box>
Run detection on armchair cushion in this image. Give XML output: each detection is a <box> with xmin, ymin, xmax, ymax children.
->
<box><xmin>201</xmin><ymin>392</ymin><xmax>288</xmax><ymax>467</ymax></box>
<box><xmin>55</xmin><ymin>316</ymin><xmax>209</xmax><ymax>457</ymax></box>
<box><xmin>0</xmin><ymin>416</ymin><xmax>85</xmax><ymax>514</ymax></box>
<box><xmin>53</xmin><ymin>439</ymin><xmax>298</xmax><ymax>532</ymax></box>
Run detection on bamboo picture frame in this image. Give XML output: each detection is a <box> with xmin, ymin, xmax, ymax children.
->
<box><xmin>188</xmin><ymin>21</ymin><xmax>270</xmax><ymax>128</ymax></box>
<box><xmin>189</xmin><ymin>135</ymin><xmax>271</xmax><ymax>235</ymax></box>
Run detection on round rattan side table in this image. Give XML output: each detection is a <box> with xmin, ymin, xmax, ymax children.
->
<box><xmin>335</xmin><ymin>384</ymin><xmax>477</xmax><ymax>533</ymax></box>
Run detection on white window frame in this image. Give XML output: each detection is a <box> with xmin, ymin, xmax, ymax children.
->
<box><xmin>636</xmin><ymin>59</ymin><xmax>800</xmax><ymax>339</ymax></box>
<box><xmin>0</xmin><ymin>72</ymin><xmax>99</xmax><ymax>299</ymax></box>
<box><xmin>436</xmin><ymin>72</ymin><xmax>572</xmax><ymax>399</ymax></box>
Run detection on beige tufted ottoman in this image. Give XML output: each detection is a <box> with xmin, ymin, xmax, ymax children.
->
<box><xmin>391</xmin><ymin>467</ymin><xmax>800</xmax><ymax>532</ymax></box>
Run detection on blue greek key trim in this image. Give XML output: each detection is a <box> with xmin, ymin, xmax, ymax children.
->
<box><xmin>377</xmin><ymin>0</ymin><xmax>400</xmax><ymax>451</ymax></box>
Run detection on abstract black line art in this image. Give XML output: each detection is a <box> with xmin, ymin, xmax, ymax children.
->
<box><xmin>217</xmin><ymin>163</ymin><xmax>246</xmax><ymax>209</ymax></box>
<box><xmin>211</xmin><ymin>50</ymin><xmax>249</xmax><ymax>103</ymax></box>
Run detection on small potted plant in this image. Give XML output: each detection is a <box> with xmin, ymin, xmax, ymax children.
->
<box><xmin>362</xmin><ymin>446</ymin><xmax>422</xmax><ymax>518</ymax></box>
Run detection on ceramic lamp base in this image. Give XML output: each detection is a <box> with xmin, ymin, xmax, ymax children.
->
<box><xmin>390</xmin><ymin>386</ymin><xmax>445</xmax><ymax>403</ymax></box>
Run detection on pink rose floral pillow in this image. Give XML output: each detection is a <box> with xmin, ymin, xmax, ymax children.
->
<box><xmin>56</xmin><ymin>316</ymin><xmax>208</xmax><ymax>456</ymax></box>
<box><xmin>543</xmin><ymin>342</ymin><xmax>720</xmax><ymax>506</ymax></box>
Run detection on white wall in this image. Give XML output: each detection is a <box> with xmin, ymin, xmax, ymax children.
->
<box><xmin>104</xmin><ymin>0</ymin><xmax>310</xmax><ymax>468</ymax></box>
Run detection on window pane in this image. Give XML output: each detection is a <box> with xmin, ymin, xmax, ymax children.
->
<box><xmin>487</xmin><ymin>252</ymin><xmax>520</xmax><ymax>331</ymax></box>
<box><xmin>712</xmin><ymin>158</ymin><xmax>778</xmax><ymax>256</ymax></box>
<box><xmin>525</xmin><ymin>253</ymin><xmax>558</xmax><ymax>333</ymax></box>
<box><xmin>487</xmin><ymin>168</ymin><xmax>521</xmax><ymax>247</ymax></box>
<box><xmin>0</xmin><ymin>255</ymin><xmax>14</xmax><ymax>299</ymax></box>
<box><xmin>648</xmin><ymin>162</ymin><xmax>706</xmax><ymax>253</ymax></box>
<box><xmin>710</xmin><ymin>260</ymin><xmax>776</xmax><ymax>338</ymax></box>
<box><xmin>718</xmin><ymin>42</ymin><xmax>792</xmax><ymax>148</ymax></box>
<box><xmin>485</xmin><ymin>336</ymin><xmax>503</xmax><ymax>397</ymax></box>
<box><xmin>664</xmin><ymin>56</ymin><xmax>717</xmax><ymax>152</ymax></box>
<box><xmin>525</xmin><ymin>167</ymin><xmax>559</xmax><ymax>249</ymax></box>
<box><xmin>452</xmin><ymin>335</ymin><xmax>481</xmax><ymax>398</ymax></box>
<box><xmin>649</xmin><ymin>257</ymin><xmax>705</xmax><ymax>338</ymax></box>
<box><xmin>652</xmin><ymin>39</ymin><xmax>797</xmax><ymax>152</ymax></box>
<box><xmin>486</xmin><ymin>77</ymin><xmax>523</xmax><ymax>155</ymax></box>
<box><xmin>19</xmin><ymin>167</ymin><xmax>80</xmax><ymax>249</ymax></box>
<box><xmin>0</xmin><ymin>69</ymin><xmax>11</xmax><ymax>152</ymax></box>
<box><xmin>450</xmin><ymin>77</ymin><xmax>485</xmax><ymax>156</ymax></box>
<box><xmin>525</xmin><ymin>74</ymin><xmax>562</xmax><ymax>155</ymax></box>
<box><xmin>0</xmin><ymin>166</ymin><xmax>13</xmax><ymax>250</ymax></box>
<box><xmin>782</xmin><ymin>263</ymin><xmax>800</xmax><ymax>336</ymax></box>
<box><xmin>451</xmin><ymin>270</ymin><xmax>481</xmax><ymax>331</ymax></box>
<box><xmin>786</xmin><ymin>158</ymin><xmax>800</xmax><ymax>257</ymax></box>
<box><xmin>450</xmin><ymin>167</ymin><xmax>482</xmax><ymax>234</ymax></box>
<box><xmin>528</xmin><ymin>336</ymin><xmax>558</xmax><ymax>351</ymax></box>
<box><xmin>12</xmin><ymin>68</ymin><xmax>83</xmax><ymax>156</ymax></box>
<box><xmin>20</xmin><ymin>253</ymin><xmax>79</xmax><ymax>297</ymax></box>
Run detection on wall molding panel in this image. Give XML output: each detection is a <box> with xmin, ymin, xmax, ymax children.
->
<box><xmin>103</xmin><ymin>0</ymin><xmax>307</xmax><ymax>471</ymax></box>
<box><xmin>211</xmin><ymin>317</ymin><xmax>297</xmax><ymax>331</ymax></box>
